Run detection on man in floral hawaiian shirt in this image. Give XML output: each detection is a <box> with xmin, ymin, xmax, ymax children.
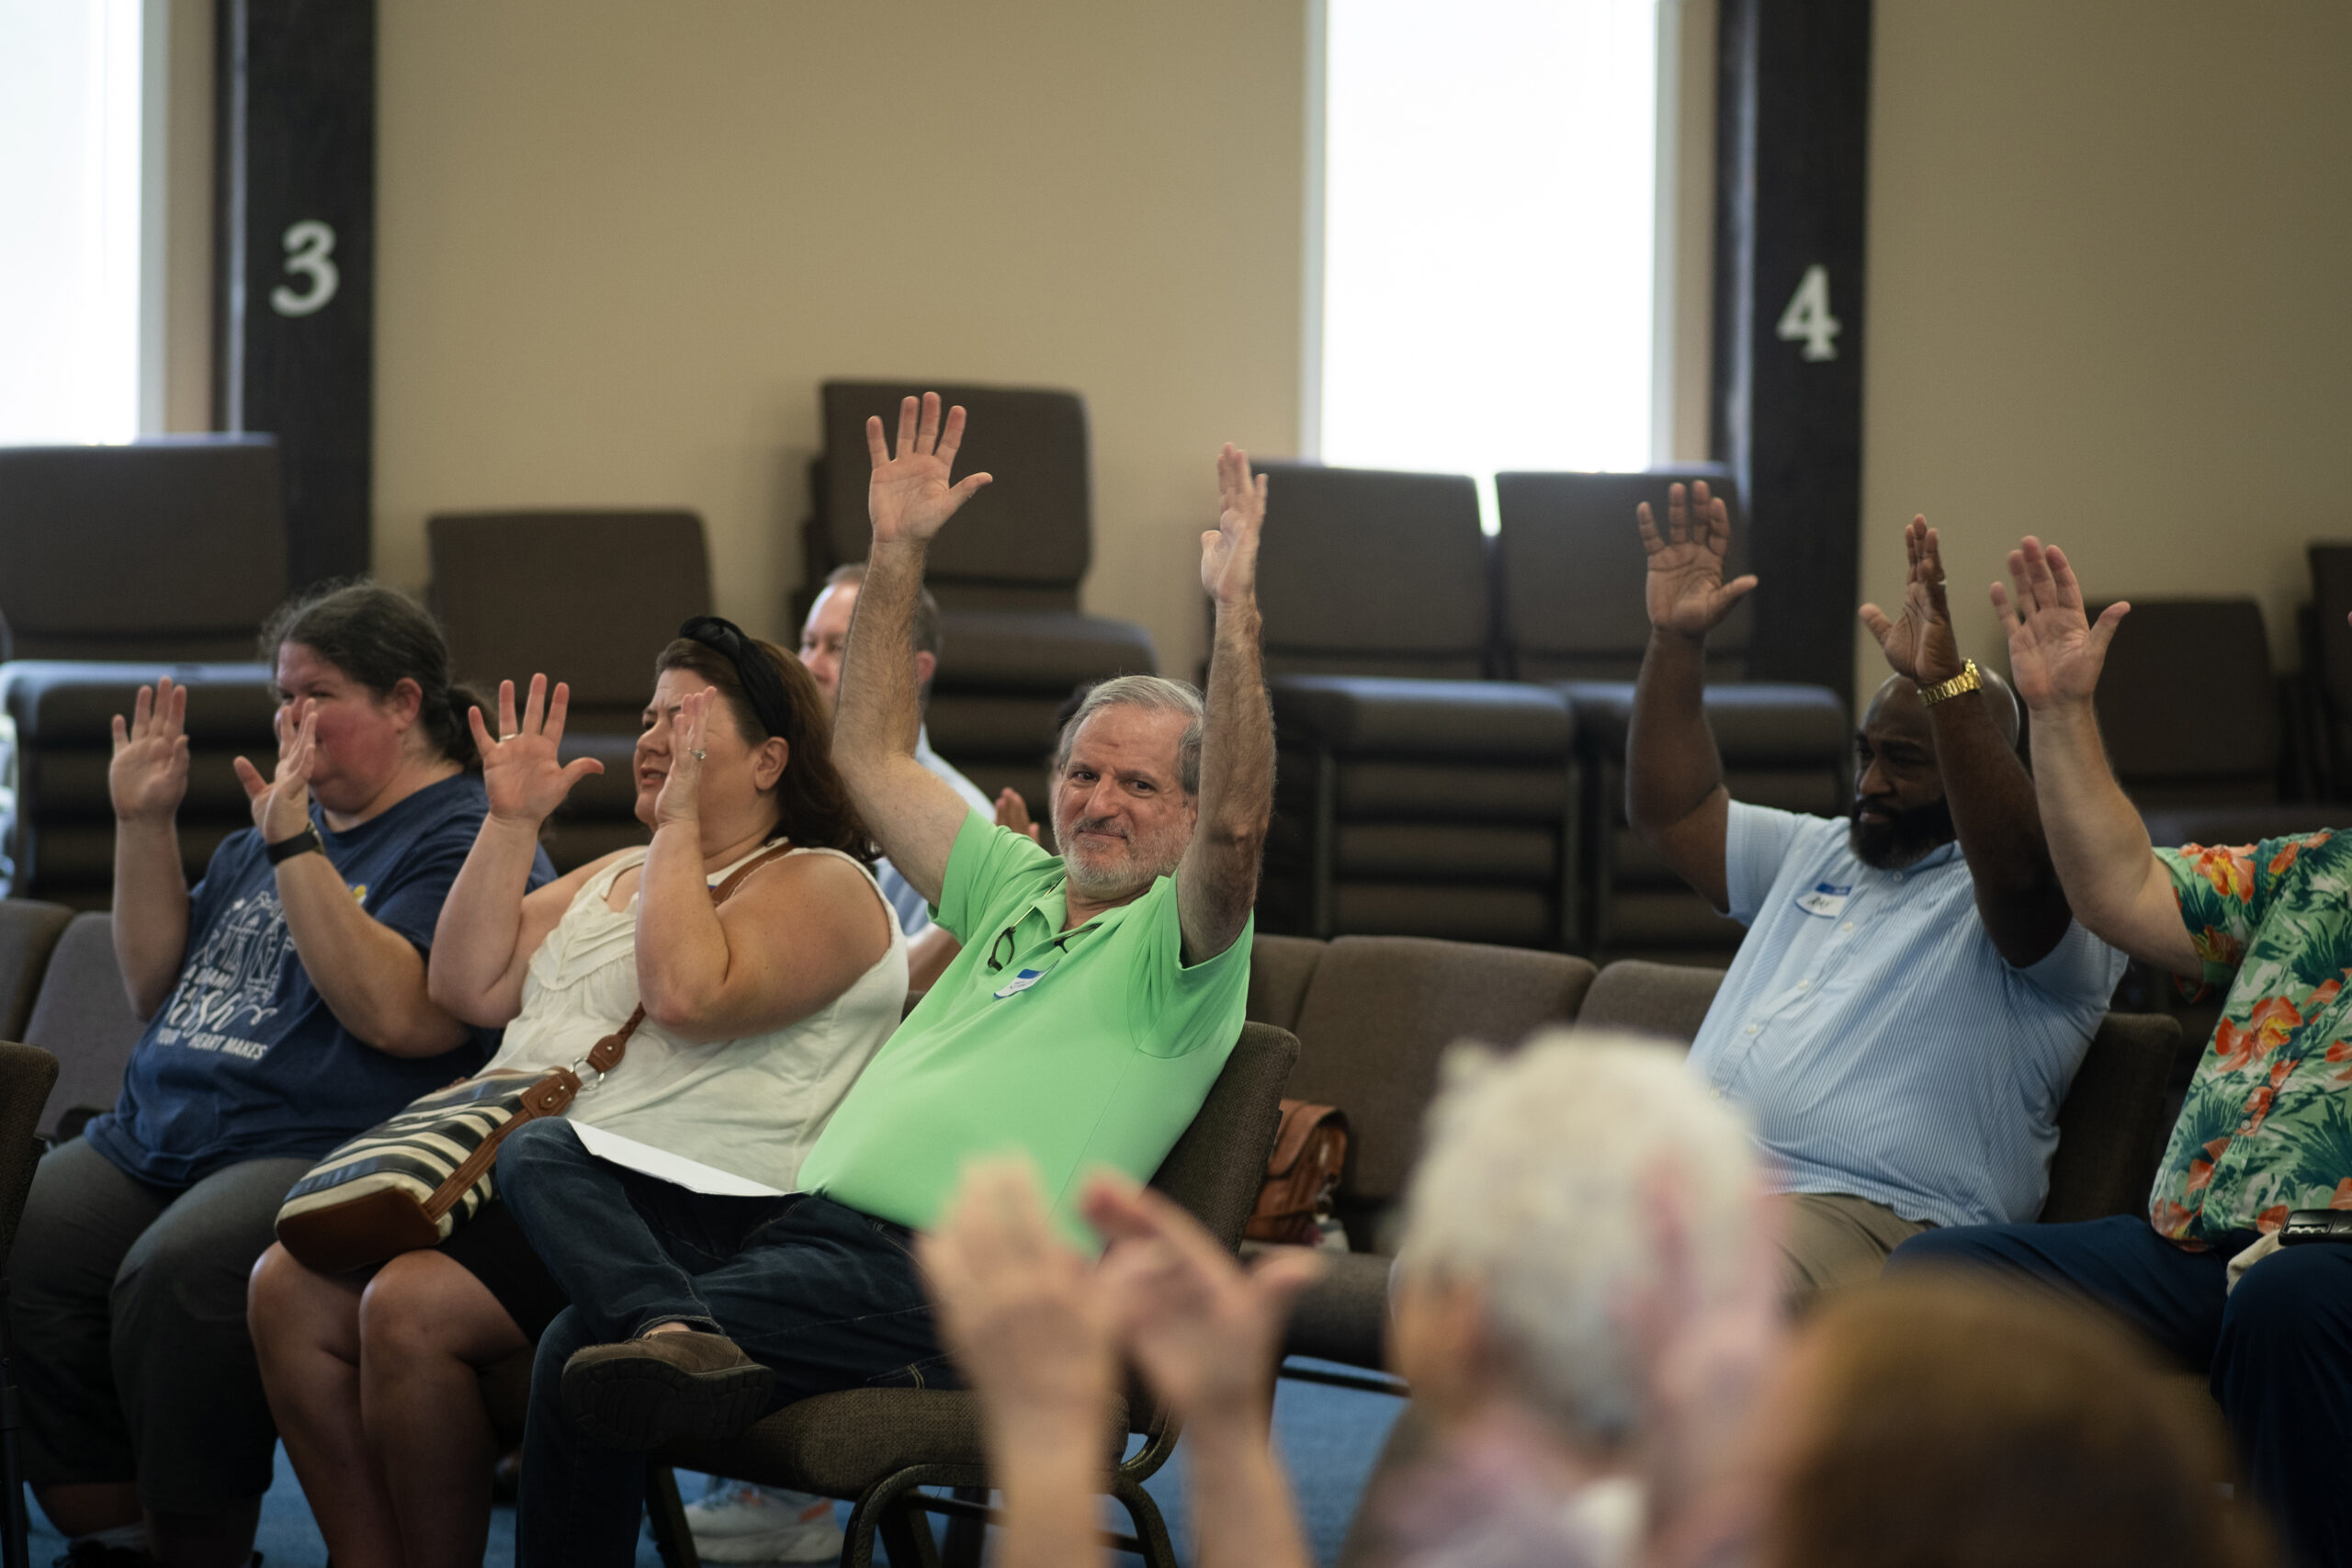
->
<box><xmin>1894</xmin><ymin>536</ymin><xmax>2352</xmax><ymax>1568</ymax></box>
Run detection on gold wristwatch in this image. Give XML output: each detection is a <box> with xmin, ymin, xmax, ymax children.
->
<box><xmin>1917</xmin><ymin>658</ymin><xmax>1982</xmax><ymax>705</ymax></box>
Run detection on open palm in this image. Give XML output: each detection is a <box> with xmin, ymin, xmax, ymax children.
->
<box><xmin>1858</xmin><ymin>515</ymin><xmax>1963</xmax><ymax>684</ymax></box>
<box><xmin>865</xmin><ymin>392</ymin><xmax>993</xmax><ymax>547</ymax></box>
<box><xmin>1202</xmin><ymin>444</ymin><xmax>1265</xmax><ymax>607</ymax></box>
<box><xmin>109</xmin><ymin>677</ymin><xmax>191</xmax><ymax>823</ymax></box>
<box><xmin>470</xmin><ymin>674</ymin><xmax>604</xmax><ymax>825</ymax></box>
<box><xmin>1995</xmin><ymin>536</ymin><xmax>2127</xmax><ymax>711</ymax></box>
<box><xmin>1641</xmin><ymin>480</ymin><xmax>1757</xmax><ymax>639</ymax></box>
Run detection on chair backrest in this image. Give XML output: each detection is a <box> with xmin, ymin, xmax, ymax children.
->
<box><xmin>1494</xmin><ymin>467</ymin><xmax>1750</xmax><ymax>682</ymax></box>
<box><xmin>0</xmin><ymin>1042</ymin><xmax>60</xmax><ymax>1266</ymax></box>
<box><xmin>0</xmin><ymin>898</ymin><xmax>74</xmax><ymax>1042</ymax></box>
<box><xmin>818</xmin><ymin>381</ymin><xmax>1091</xmax><ymax>609</ymax></box>
<box><xmin>2090</xmin><ymin>599</ymin><xmax>2276</xmax><ymax>807</ymax></box>
<box><xmin>1253</xmin><ymin>463</ymin><xmax>1491</xmax><ymax>679</ymax></box>
<box><xmin>24</xmin><ymin>913</ymin><xmax>145</xmax><ymax>1139</ymax></box>
<box><xmin>1148</xmin><ymin>1022</ymin><xmax>1300</xmax><ymax>1253</ymax></box>
<box><xmin>0</xmin><ymin>437</ymin><xmax>287</xmax><ymax>661</ymax></box>
<box><xmin>1287</xmin><ymin>937</ymin><xmax>1598</xmax><ymax>1204</ymax></box>
<box><xmin>428</xmin><ymin>511</ymin><xmax>712</xmax><ymax>731</ymax></box>
<box><xmin>1577</xmin><ymin>960</ymin><xmax>1729</xmax><ymax>1043</ymax></box>
<box><xmin>2041</xmin><ymin>1011</ymin><xmax>2181</xmax><ymax>1225</ymax></box>
<box><xmin>1245</xmin><ymin>934</ymin><xmax>1325</xmax><ymax>1034</ymax></box>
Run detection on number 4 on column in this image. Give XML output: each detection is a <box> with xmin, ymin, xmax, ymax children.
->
<box><xmin>1775</xmin><ymin>264</ymin><xmax>1841</xmax><ymax>362</ymax></box>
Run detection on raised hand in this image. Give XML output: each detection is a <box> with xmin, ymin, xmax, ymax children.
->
<box><xmin>994</xmin><ymin>786</ymin><xmax>1042</xmax><ymax>844</ymax></box>
<box><xmin>1202</xmin><ymin>444</ymin><xmax>1267</xmax><ymax>609</ymax></box>
<box><xmin>1858</xmin><ymin>515</ymin><xmax>1964</xmax><ymax>685</ymax></box>
<box><xmin>1640</xmin><ymin>480</ymin><xmax>1758</xmax><ymax>640</ymax></box>
<box><xmin>920</xmin><ymin>1159</ymin><xmax>1119</xmax><ymax>1450</ymax></box>
<box><xmin>469</xmin><ymin>674</ymin><xmax>605</xmax><ymax>827</ymax></box>
<box><xmin>1082</xmin><ymin>1175</ymin><xmax>1320</xmax><ymax>1424</ymax></box>
<box><xmin>109</xmin><ymin>678</ymin><xmax>192</xmax><ymax>824</ymax></box>
<box><xmin>234</xmin><ymin>697</ymin><xmax>320</xmax><ymax>842</ymax></box>
<box><xmin>652</xmin><ymin>686</ymin><xmax>717</xmax><ymax>829</ymax></box>
<box><xmin>1993</xmin><ymin>536</ymin><xmax>2128</xmax><ymax>712</ymax></box>
<box><xmin>866</xmin><ymin>392</ymin><xmax>994</xmax><ymax>547</ymax></box>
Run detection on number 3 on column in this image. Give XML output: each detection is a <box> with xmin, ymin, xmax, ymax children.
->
<box><xmin>1775</xmin><ymin>264</ymin><xmax>1840</xmax><ymax>362</ymax></box>
<box><xmin>270</xmin><ymin>220</ymin><xmax>339</xmax><ymax>317</ymax></box>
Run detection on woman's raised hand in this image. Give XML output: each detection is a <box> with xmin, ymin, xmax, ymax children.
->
<box><xmin>109</xmin><ymin>678</ymin><xmax>192</xmax><ymax>823</ymax></box>
<box><xmin>469</xmin><ymin>674</ymin><xmax>605</xmax><ymax>827</ymax></box>
<box><xmin>651</xmin><ymin>686</ymin><xmax>716</xmax><ymax>830</ymax></box>
<box><xmin>235</xmin><ymin>697</ymin><xmax>322</xmax><ymax>841</ymax></box>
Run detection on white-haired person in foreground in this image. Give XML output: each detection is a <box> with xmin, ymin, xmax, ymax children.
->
<box><xmin>919</xmin><ymin>1032</ymin><xmax>1782</xmax><ymax>1568</ymax></box>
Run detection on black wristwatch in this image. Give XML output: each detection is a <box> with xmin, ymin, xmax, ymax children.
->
<box><xmin>266</xmin><ymin>823</ymin><xmax>326</xmax><ymax>865</ymax></box>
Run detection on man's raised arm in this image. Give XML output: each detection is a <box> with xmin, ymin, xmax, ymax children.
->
<box><xmin>1626</xmin><ymin>480</ymin><xmax>1758</xmax><ymax>913</ymax></box>
<box><xmin>1175</xmin><ymin>446</ymin><xmax>1274</xmax><ymax>964</ymax></box>
<box><xmin>1860</xmin><ymin>517</ymin><xmax>2072</xmax><ymax>967</ymax></box>
<box><xmin>833</xmin><ymin>393</ymin><xmax>993</xmax><ymax>908</ymax></box>
<box><xmin>1995</xmin><ymin>537</ymin><xmax>2201</xmax><ymax>977</ymax></box>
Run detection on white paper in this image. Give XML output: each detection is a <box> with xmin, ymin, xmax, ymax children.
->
<box><xmin>570</xmin><ymin>1122</ymin><xmax>787</xmax><ymax>1198</ymax></box>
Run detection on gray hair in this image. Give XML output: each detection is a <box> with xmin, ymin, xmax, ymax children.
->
<box><xmin>1395</xmin><ymin>1031</ymin><xmax>1759</xmax><ymax>1447</ymax></box>
<box><xmin>1052</xmin><ymin>675</ymin><xmax>1205</xmax><ymax>794</ymax></box>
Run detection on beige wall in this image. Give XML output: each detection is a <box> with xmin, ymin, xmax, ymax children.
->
<box><xmin>373</xmin><ymin>0</ymin><xmax>1306</xmax><ymax>673</ymax></box>
<box><xmin>1859</xmin><ymin>0</ymin><xmax>2352</xmax><ymax>697</ymax></box>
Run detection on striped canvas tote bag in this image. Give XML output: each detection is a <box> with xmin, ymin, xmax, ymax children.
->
<box><xmin>273</xmin><ymin>841</ymin><xmax>791</xmax><ymax>1274</ymax></box>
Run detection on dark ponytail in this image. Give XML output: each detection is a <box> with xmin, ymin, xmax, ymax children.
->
<box><xmin>259</xmin><ymin>580</ymin><xmax>483</xmax><ymax>771</ymax></box>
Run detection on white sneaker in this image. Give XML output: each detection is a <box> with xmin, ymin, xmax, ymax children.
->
<box><xmin>682</xmin><ymin>1481</ymin><xmax>846</xmax><ymax>1562</ymax></box>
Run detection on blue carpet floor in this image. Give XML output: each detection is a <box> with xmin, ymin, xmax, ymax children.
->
<box><xmin>24</xmin><ymin>1363</ymin><xmax>1404</xmax><ymax>1566</ymax></box>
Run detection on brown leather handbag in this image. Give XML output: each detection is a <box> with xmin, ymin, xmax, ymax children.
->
<box><xmin>1246</xmin><ymin>1099</ymin><xmax>1350</xmax><ymax>1246</ymax></box>
<box><xmin>273</xmin><ymin>843</ymin><xmax>792</xmax><ymax>1273</ymax></box>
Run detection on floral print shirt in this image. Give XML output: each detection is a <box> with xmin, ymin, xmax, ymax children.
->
<box><xmin>2149</xmin><ymin>831</ymin><xmax>2352</xmax><ymax>1246</ymax></box>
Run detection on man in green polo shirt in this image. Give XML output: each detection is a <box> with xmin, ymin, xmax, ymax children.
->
<box><xmin>513</xmin><ymin>392</ymin><xmax>1273</xmax><ymax>1567</ymax></box>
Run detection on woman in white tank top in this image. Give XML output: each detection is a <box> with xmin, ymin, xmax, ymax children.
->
<box><xmin>250</xmin><ymin>622</ymin><xmax>899</xmax><ymax>1568</ymax></box>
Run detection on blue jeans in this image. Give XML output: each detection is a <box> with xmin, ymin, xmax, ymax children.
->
<box><xmin>495</xmin><ymin>1118</ymin><xmax>956</xmax><ymax>1568</ymax></box>
<box><xmin>1892</xmin><ymin>1214</ymin><xmax>2352</xmax><ymax>1568</ymax></box>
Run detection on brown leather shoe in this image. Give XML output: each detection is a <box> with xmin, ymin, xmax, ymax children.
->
<box><xmin>561</xmin><ymin>1329</ymin><xmax>775</xmax><ymax>1450</ymax></box>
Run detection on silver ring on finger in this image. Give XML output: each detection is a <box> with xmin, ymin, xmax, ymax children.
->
<box><xmin>691</xmin><ymin>749</ymin><xmax>707</xmax><ymax>761</ymax></box>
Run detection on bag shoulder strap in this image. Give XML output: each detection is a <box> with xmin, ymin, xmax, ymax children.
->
<box><xmin>582</xmin><ymin>840</ymin><xmax>798</xmax><ymax>1075</ymax></box>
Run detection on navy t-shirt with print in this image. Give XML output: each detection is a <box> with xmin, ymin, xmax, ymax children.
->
<box><xmin>84</xmin><ymin>772</ymin><xmax>554</xmax><ymax>1188</ymax></box>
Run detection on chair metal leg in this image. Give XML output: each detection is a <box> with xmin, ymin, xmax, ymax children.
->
<box><xmin>938</xmin><ymin>1485</ymin><xmax>988</xmax><ymax>1568</ymax></box>
<box><xmin>2</xmin><ymin>1278</ymin><xmax>29</xmax><ymax>1568</ymax></box>
<box><xmin>645</xmin><ymin>1461</ymin><xmax>703</xmax><ymax>1568</ymax></box>
<box><xmin>848</xmin><ymin>1470</ymin><xmax>942</xmax><ymax>1568</ymax></box>
<box><xmin>1111</xmin><ymin>1473</ymin><xmax>1179</xmax><ymax>1568</ymax></box>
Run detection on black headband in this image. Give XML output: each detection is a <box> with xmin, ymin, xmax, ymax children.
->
<box><xmin>677</xmin><ymin>615</ymin><xmax>791</xmax><ymax>739</ymax></box>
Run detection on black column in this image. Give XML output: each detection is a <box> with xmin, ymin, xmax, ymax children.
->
<box><xmin>1712</xmin><ymin>0</ymin><xmax>1872</xmax><ymax>705</ymax></box>
<box><xmin>215</xmin><ymin>0</ymin><xmax>375</xmax><ymax>590</ymax></box>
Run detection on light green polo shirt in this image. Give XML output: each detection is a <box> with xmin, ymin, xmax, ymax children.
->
<box><xmin>797</xmin><ymin>810</ymin><xmax>1251</xmax><ymax>1246</ymax></box>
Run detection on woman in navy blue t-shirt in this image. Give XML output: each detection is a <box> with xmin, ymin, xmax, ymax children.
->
<box><xmin>16</xmin><ymin>582</ymin><xmax>549</xmax><ymax>1568</ymax></box>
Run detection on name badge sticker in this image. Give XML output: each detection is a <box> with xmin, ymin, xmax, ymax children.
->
<box><xmin>992</xmin><ymin>967</ymin><xmax>1047</xmax><ymax>999</ymax></box>
<box><xmin>1794</xmin><ymin>882</ymin><xmax>1851</xmax><ymax>919</ymax></box>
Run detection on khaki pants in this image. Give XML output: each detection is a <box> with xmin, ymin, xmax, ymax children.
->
<box><xmin>1774</xmin><ymin>1190</ymin><xmax>1932</xmax><ymax>1308</ymax></box>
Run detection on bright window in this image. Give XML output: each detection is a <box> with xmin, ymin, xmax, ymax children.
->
<box><xmin>0</xmin><ymin>0</ymin><xmax>150</xmax><ymax>445</ymax></box>
<box><xmin>1317</xmin><ymin>0</ymin><xmax>1661</xmax><ymax>515</ymax></box>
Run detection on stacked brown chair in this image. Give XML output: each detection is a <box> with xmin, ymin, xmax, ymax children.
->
<box><xmin>1252</xmin><ymin>463</ymin><xmax>1582</xmax><ymax>948</ymax></box>
<box><xmin>2092</xmin><ymin>598</ymin><xmax>2335</xmax><ymax>853</ymax></box>
<box><xmin>806</xmin><ymin>382</ymin><xmax>1158</xmax><ymax>812</ymax></box>
<box><xmin>428</xmin><ymin>510</ymin><xmax>713</xmax><ymax>872</ymax></box>
<box><xmin>1493</xmin><ymin>468</ymin><xmax>1849</xmax><ymax>963</ymax></box>
<box><xmin>0</xmin><ymin>439</ymin><xmax>288</xmax><ymax>907</ymax></box>
<box><xmin>0</xmin><ymin>900</ymin><xmax>73</xmax><ymax>1044</ymax></box>
<box><xmin>2304</xmin><ymin>545</ymin><xmax>2352</xmax><ymax>801</ymax></box>
<box><xmin>1266</xmin><ymin>936</ymin><xmax>1595</xmax><ymax>1383</ymax></box>
<box><xmin>22</xmin><ymin>912</ymin><xmax>146</xmax><ymax>1143</ymax></box>
<box><xmin>643</xmin><ymin>1021</ymin><xmax>1298</xmax><ymax>1568</ymax></box>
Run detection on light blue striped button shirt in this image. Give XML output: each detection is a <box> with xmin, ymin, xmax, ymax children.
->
<box><xmin>1688</xmin><ymin>802</ymin><xmax>2128</xmax><ymax>1229</ymax></box>
<box><xmin>875</xmin><ymin>727</ymin><xmax>998</xmax><ymax>939</ymax></box>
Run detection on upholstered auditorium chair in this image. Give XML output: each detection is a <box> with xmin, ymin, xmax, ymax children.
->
<box><xmin>429</xmin><ymin>510</ymin><xmax>713</xmax><ymax>872</ymax></box>
<box><xmin>2304</xmin><ymin>545</ymin><xmax>2352</xmax><ymax>800</ymax></box>
<box><xmin>1250</xmin><ymin>462</ymin><xmax>1583</xmax><ymax>947</ymax></box>
<box><xmin>1492</xmin><ymin>468</ymin><xmax>1849</xmax><ymax>963</ymax></box>
<box><xmin>805</xmin><ymin>382</ymin><xmax>1157</xmax><ymax>814</ymax></box>
<box><xmin>0</xmin><ymin>438</ymin><xmax>288</xmax><ymax>906</ymax></box>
